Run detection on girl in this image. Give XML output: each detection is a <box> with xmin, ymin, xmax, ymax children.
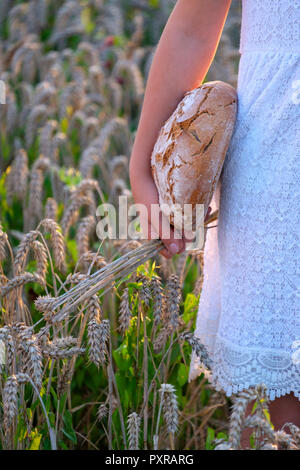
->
<box><xmin>129</xmin><ymin>0</ymin><xmax>300</xmax><ymax>446</ymax></box>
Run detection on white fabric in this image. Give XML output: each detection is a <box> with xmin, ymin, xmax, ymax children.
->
<box><xmin>189</xmin><ymin>0</ymin><xmax>300</xmax><ymax>401</ymax></box>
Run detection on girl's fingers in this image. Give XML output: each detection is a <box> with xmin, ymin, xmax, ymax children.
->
<box><xmin>145</xmin><ymin>214</ymin><xmax>185</xmax><ymax>258</ymax></box>
<box><xmin>157</xmin><ymin>213</ymin><xmax>185</xmax><ymax>256</ymax></box>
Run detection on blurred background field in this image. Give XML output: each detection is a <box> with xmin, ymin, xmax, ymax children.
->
<box><xmin>0</xmin><ymin>0</ymin><xmax>298</xmax><ymax>451</ymax></box>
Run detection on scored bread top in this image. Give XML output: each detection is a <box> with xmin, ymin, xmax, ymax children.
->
<box><xmin>151</xmin><ymin>80</ymin><xmax>238</xmax><ymax>230</ymax></box>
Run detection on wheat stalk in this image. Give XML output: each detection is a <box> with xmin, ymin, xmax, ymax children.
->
<box><xmin>127</xmin><ymin>412</ymin><xmax>141</xmax><ymax>450</ymax></box>
<box><xmin>35</xmin><ymin>240</ymin><xmax>163</xmax><ymax>331</ymax></box>
<box><xmin>118</xmin><ymin>287</ymin><xmax>132</xmax><ymax>335</ymax></box>
<box><xmin>149</xmin><ymin>276</ymin><xmax>165</xmax><ymax>326</ymax></box>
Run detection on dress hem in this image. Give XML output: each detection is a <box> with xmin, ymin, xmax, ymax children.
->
<box><xmin>188</xmin><ymin>357</ymin><xmax>300</xmax><ymax>402</ymax></box>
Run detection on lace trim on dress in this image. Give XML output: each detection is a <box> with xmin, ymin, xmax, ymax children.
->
<box><xmin>190</xmin><ymin>334</ymin><xmax>300</xmax><ymax>401</ymax></box>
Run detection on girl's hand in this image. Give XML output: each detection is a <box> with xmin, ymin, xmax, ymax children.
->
<box><xmin>129</xmin><ymin>170</ymin><xmax>186</xmax><ymax>259</ymax></box>
<box><xmin>129</xmin><ymin>168</ymin><xmax>212</xmax><ymax>259</ymax></box>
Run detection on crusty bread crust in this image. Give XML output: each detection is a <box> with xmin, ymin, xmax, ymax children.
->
<box><xmin>151</xmin><ymin>80</ymin><xmax>238</xmax><ymax>230</ymax></box>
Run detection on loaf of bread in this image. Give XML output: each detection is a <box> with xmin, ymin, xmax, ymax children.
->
<box><xmin>150</xmin><ymin>80</ymin><xmax>237</xmax><ymax>230</ymax></box>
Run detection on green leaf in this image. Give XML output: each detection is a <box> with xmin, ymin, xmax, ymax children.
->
<box><xmin>113</xmin><ymin>35</ymin><xmax>126</xmax><ymax>48</ymax></box>
<box><xmin>50</xmin><ymin>386</ymin><xmax>58</xmax><ymax>406</ymax></box>
<box><xmin>62</xmin><ymin>427</ymin><xmax>77</xmax><ymax>444</ymax></box>
<box><xmin>262</xmin><ymin>407</ymin><xmax>273</xmax><ymax>426</ymax></box>
<box><xmin>60</xmin><ymin>117</ymin><xmax>69</xmax><ymax>133</ymax></box>
<box><xmin>66</xmin><ymin>239</ymin><xmax>78</xmax><ymax>263</ymax></box>
<box><xmin>177</xmin><ymin>363</ymin><xmax>188</xmax><ymax>387</ymax></box>
<box><xmin>58</xmin><ymin>440</ymin><xmax>69</xmax><ymax>450</ymax></box>
<box><xmin>182</xmin><ymin>293</ymin><xmax>199</xmax><ymax>324</ymax></box>
<box><xmin>48</xmin><ymin>411</ymin><xmax>56</xmax><ymax>428</ymax></box>
<box><xmin>249</xmin><ymin>432</ymin><xmax>256</xmax><ymax>449</ymax></box>
<box><xmin>205</xmin><ymin>427</ymin><xmax>215</xmax><ymax>450</ymax></box>
<box><xmin>251</xmin><ymin>401</ymin><xmax>258</xmax><ymax>413</ymax></box>
<box><xmin>170</xmin><ymin>343</ymin><xmax>180</xmax><ymax>363</ymax></box>
<box><xmin>127</xmin><ymin>281</ymin><xmax>141</xmax><ymax>289</ymax></box>
<box><xmin>58</xmin><ymin>167</ymin><xmax>82</xmax><ymax>187</ymax></box>
<box><xmin>149</xmin><ymin>0</ymin><xmax>160</xmax><ymax>8</ymax></box>
<box><xmin>81</xmin><ymin>7</ymin><xmax>95</xmax><ymax>34</ymax></box>
<box><xmin>29</xmin><ymin>431</ymin><xmax>42</xmax><ymax>450</ymax></box>
<box><xmin>62</xmin><ymin>411</ymin><xmax>77</xmax><ymax>444</ymax></box>
<box><xmin>113</xmin><ymin>344</ymin><xmax>130</xmax><ymax>371</ymax></box>
<box><xmin>26</xmin><ymin>408</ymin><xmax>33</xmax><ymax>421</ymax></box>
<box><xmin>0</xmin><ymin>133</ymin><xmax>11</xmax><ymax>160</ymax></box>
<box><xmin>59</xmin><ymin>393</ymin><xmax>68</xmax><ymax>414</ymax></box>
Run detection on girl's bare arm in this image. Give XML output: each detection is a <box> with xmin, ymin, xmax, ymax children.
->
<box><xmin>129</xmin><ymin>0</ymin><xmax>232</xmax><ymax>258</ymax></box>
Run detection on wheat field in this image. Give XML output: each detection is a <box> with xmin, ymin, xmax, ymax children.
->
<box><xmin>0</xmin><ymin>0</ymin><xmax>299</xmax><ymax>451</ymax></box>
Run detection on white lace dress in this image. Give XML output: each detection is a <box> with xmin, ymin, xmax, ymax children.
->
<box><xmin>189</xmin><ymin>0</ymin><xmax>300</xmax><ymax>401</ymax></box>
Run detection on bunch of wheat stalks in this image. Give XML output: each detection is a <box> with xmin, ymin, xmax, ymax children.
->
<box><xmin>0</xmin><ymin>0</ymin><xmax>299</xmax><ymax>451</ymax></box>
